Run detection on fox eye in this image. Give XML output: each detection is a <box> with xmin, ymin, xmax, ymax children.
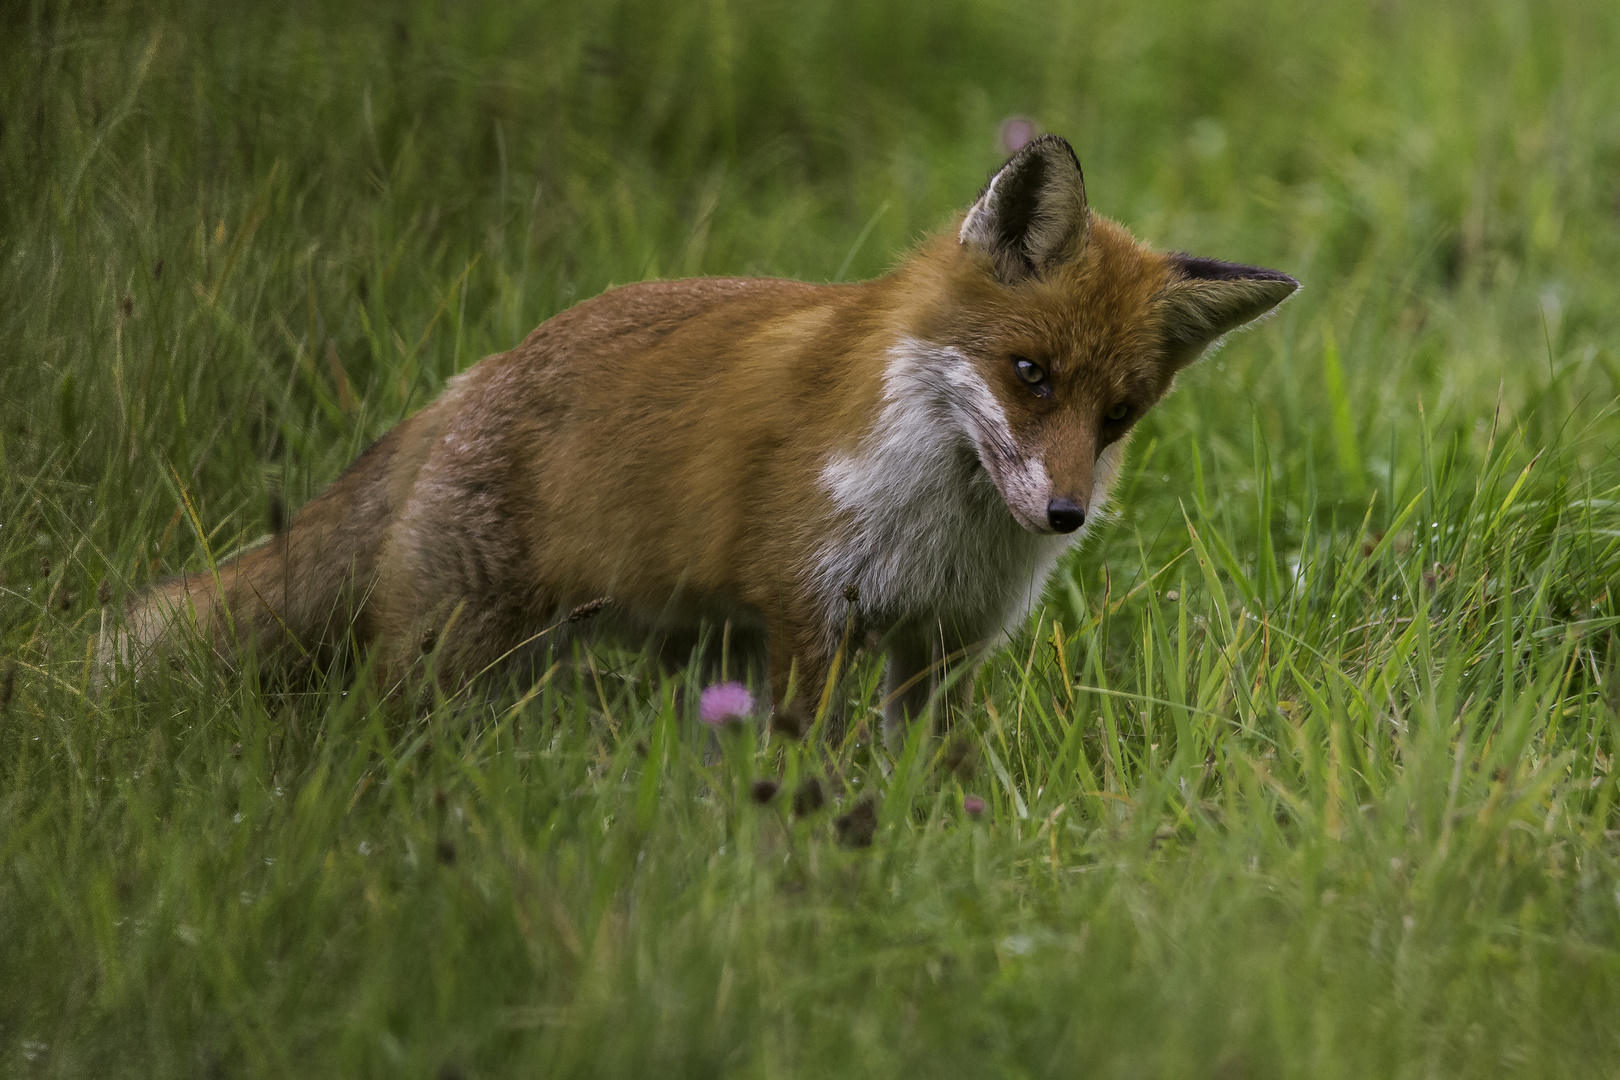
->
<box><xmin>1013</xmin><ymin>357</ymin><xmax>1047</xmax><ymax>386</ymax></box>
<box><xmin>1105</xmin><ymin>402</ymin><xmax>1131</xmax><ymax>423</ymax></box>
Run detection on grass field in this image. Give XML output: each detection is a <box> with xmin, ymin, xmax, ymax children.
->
<box><xmin>5</xmin><ymin>0</ymin><xmax>1620</xmax><ymax>1075</ymax></box>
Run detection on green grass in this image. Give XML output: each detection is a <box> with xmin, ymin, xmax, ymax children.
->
<box><xmin>5</xmin><ymin>0</ymin><xmax>1620</xmax><ymax>1075</ymax></box>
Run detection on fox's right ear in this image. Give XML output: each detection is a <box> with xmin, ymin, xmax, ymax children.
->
<box><xmin>959</xmin><ymin>134</ymin><xmax>1089</xmax><ymax>284</ymax></box>
<box><xmin>1156</xmin><ymin>255</ymin><xmax>1299</xmax><ymax>368</ymax></box>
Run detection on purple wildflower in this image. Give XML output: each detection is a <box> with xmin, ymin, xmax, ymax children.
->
<box><xmin>699</xmin><ymin>681</ymin><xmax>754</xmax><ymax>727</ymax></box>
<box><xmin>998</xmin><ymin>116</ymin><xmax>1038</xmax><ymax>154</ymax></box>
<box><xmin>963</xmin><ymin>794</ymin><xmax>986</xmax><ymax>819</ymax></box>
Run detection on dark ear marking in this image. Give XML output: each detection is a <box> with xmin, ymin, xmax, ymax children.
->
<box><xmin>1172</xmin><ymin>254</ymin><xmax>1299</xmax><ymax>286</ymax></box>
<box><xmin>960</xmin><ymin>134</ymin><xmax>1090</xmax><ymax>284</ymax></box>
<box><xmin>1157</xmin><ymin>256</ymin><xmax>1299</xmax><ymax>368</ymax></box>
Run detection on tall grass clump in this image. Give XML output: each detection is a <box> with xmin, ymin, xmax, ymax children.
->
<box><xmin>4</xmin><ymin>0</ymin><xmax>1620</xmax><ymax>1075</ymax></box>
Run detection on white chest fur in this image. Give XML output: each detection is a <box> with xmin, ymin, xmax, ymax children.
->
<box><xmin>806</xmin><ymin>337</ymin><xmax>1080</xmax><ymax>651</ymax></box>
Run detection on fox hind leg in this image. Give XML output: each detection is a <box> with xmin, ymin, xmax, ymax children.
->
<box><xmin>365</xmin><ymin>511</ymin><xmax>557</xmax><ymax>701</ymax></box>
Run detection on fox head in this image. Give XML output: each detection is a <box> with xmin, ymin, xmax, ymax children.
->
<box><xmin>904</xmin><ymin>134</ymin><xmax>1298</xmax><ymax>535</ymax></box>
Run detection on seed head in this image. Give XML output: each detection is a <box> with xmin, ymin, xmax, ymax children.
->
<box><xmin>792</xmin><ymin>777</ymin><xmax>825</xmax><ymax>818</ymax></box>
<box><xmin>834</xmin><ymin>796</ymin><xmax>879</xmax><ymax>848</ymax></box>
<box><xmin>769</xmin><ymin>705</ymin><xmax>807</xmax><ymax>740</ymax></box>
<box><xmin>565</xmin><ymin>596</ymin><xmax>611</xmax><ymax>623</ymax></box>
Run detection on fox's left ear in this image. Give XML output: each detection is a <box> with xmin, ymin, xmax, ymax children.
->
<box><xmin>1157</xmin><ymin>255</ymin><xmax>1299</xmax><ymax>368</ymax></box>
<box><xmin>959</xmin><ymin>134</ymin><xmax>1090</xmax><ymax>283</ymax></box>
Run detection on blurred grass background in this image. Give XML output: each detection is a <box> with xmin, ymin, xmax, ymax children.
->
<box><xmin>4</xmin><ymin>0</ymin><xmax>1620</xmax><ymax>1076</ymax></box>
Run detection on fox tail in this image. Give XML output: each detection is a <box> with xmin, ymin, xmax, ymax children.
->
<box><xmin>104</xmin><ymin>430</ymin><xmax>411</xmax><ymax>683</ymax></box>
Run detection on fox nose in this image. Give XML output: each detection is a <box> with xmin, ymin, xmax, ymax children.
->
<box><xmin>1046</xmin><ymin>498</ymin><xmax>1086</xmax><ymax>534</ymax></box>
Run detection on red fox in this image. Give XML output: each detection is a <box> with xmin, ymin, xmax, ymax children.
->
<box><xmin>114</xmin><ymin>135</ymin><xmax>1296</xmax><ymax>742</ymax></box>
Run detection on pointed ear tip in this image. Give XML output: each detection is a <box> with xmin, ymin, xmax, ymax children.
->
<box><xmin>1029</xmin><ymin>133</ymin><xmax>1082</xmax><ymax>167</ymax></box>
<box><xmin>1249</xmin><ymin>277</ymin><xmax>1300</xmax><ymax>316</ymax></box>
<box><xmin>1231</xmin><ymin>274</ymin><xmax>1300</xmax><ymax>307</ymax></box>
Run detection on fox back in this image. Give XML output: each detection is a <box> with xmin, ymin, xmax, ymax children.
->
<box><xmin>114</xmin><ymin>135</ymin><xmax>1297</xmax><ymax>744</ymax></box>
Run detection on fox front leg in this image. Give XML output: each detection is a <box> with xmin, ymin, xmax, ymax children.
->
<box><xmin>766</xmin><ymin>619</ymin><xmax>834</xmax><ymax>741</ymax></box>
<box><xmin>883</xmin><ymin>627</ymin><xmax>980</xmax><ymax>754</ymax></box>
<box><xmin>882</xmin><ymin>633</ymin><xmax>932</xmax><ymax>753</ymax></box>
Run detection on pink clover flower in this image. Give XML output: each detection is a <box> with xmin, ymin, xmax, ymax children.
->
<box><xmin>699</xmin><ymin>681</ymin><xmax>754</xmax><ymax>727</ymax></box>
